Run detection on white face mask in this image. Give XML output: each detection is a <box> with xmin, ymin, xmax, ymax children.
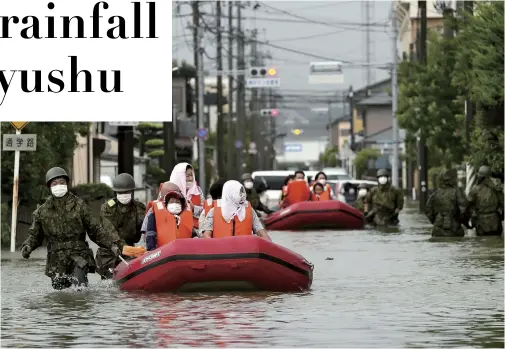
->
<box><xmin>186</xmin><ymin>181</ymin><xmax>193</xmax><ymax>189</ymax></box>
<box><xmin>318</xmin><ymin>179</ymin><xmax>326</xmax><ymax>185</ymax></box>
<box><xmin>167</xmin><ymin>203</ymin><xmax>182</xmax><ymax>215</ymax></box>
<box><xmin>358</xmin><ymin>189</ymin><xmax>367</xmax><ymax>197</ymax></box>
<box><xmin>378</xmin><ymin>176</ymin><xmax>388</xmax><ymax>185</ymax></box>
<box><xmin>51</xmin><ymin>184</ymin><xmax>67</xmax><ymax>198</ymax></box>
<box><xmin>117</xmin><ymin>193</ymin><xmax>132</xmax><ymax>205</ymax></box>
<box><xmin>244</xmin><ymin>181</ymin><xmax>253</xmax><ymax>190</ymax></box>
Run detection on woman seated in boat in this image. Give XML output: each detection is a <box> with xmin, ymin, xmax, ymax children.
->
<box><xmin>144</xmin><ymin>189</ymin><xmax>194</xmax><ymax>251</ymax></box>
<box><xmin>310</xmin><ymin>171</ymin><xmax>336</xmax><ymax>200</ymax></box>
<box><xmin>201</xmin><ymin>180</ymin><xmax>272</xmax><ymax>241</ymax></box>
<box><xmin>141</xmin><ymin>181</ymin><xmax>181</xmax><ymax>234</ymax></box>
<box><xmin>198</xmin><ymin>179</ymin><xmax>226</xmax><ymax>237</ymax></box>
<box><xmin>169</xmin><ymin>162</ymin><xmax>205</xmax><ymax>234</ymax></box>
<box><xmin>282</xmin><ymin>171</ymin><xmax>311</xmax><ymax>208</ymax></box>
<box><xmin>279</xmin><ymin>174</ymin><xmax>295</xmax><ymax>207</ymax></box>
<box><xmin>311</xmin><ymin>182</ymin><xmax>331</xmax><ymax>201</ymax></box>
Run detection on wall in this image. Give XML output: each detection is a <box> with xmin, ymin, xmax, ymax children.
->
<box><xmin>72</xmin><ymin>133</ymin><xmax>89</xmax><ymax>186</ymax></box>
<box><xmin>364</xmin><ymin>105</ymin><xmax>393</xmax><ymax>137</ymax></box>
<box><xmin>338</xmin><ymin>121</ymin><xmax>351</xmax><ymax>150</ymax></box>
<box><xmin>276</xmin><ymin>140</ymin><xmax>328</xmax><ymax>164</ymax></box>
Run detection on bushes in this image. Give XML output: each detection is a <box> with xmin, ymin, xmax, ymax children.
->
<box><xmin>70</xmin><ymin>183</ymin><xmax>114</xmax><ymax>203</ymax></box>
<box><xmin>354</xmin><ymin>148</ymin><xmax>381</xmax><ymax>179</ymax></box>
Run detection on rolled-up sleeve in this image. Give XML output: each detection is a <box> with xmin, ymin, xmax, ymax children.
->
<box><xmin>251</xmin><ymin>210</ymin><xmax>265</xmax><ymax>234</ymax></box>
<box><xmin>201</xmin><ymin>208</ymin><xmax>214</xmax><ymax>232</ymax></box>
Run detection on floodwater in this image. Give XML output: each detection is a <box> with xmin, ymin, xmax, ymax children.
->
<box><xmin>1</xmin><ymin>207</ymin><xmax>503</xmax><ymax>348</ymax></box>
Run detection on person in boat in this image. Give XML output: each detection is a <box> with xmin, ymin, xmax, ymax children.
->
<box><xmin>467</xmin><ymin>165</ymin><xmax>504</xmax><ymax>237</ymax></box>
<box><xmin>145</xmin><ymin>187</ymin><xmax>194</xmax><ymax>251</ymax></box>
<box><xmin>279</xmin><ymin>174</ymin><xmax>295</xmax><ymax>207</ymax></box>
<box><xmin>363</xmin><ymin>169</ymin><xmax>404</xmax><ymax>226</ymax></box>
<box><xmin>201</xmin><ymin>180</ymin><xmax>272</xmax><ymax>241</ymax></box>
<box><xmin>241</xmin><ymin>173</ymin><xmax>273</xmax><ymax>215</ymax></box>
<box><xmin>141</xmin><ymin>181</ymin><xmax>181</xmax><ymax>234</ymax></box>
<box><xmin>311</xmin><ymin>171</ymin><xmax>336</xmax><ymax>200</ymax></box>
<box><xmin>425</xmin><ymin>169</ymin><xmax>470</xmax><ymax>237</ymax></box>
<box><xmin>95</xmin><ymin>173</ymin><xmax>146</xmax><ymax>280</ymax></box>
<box><xmin>169</xmin><ymin>162</ymin><xmax>205</xmax><ymax>235</ymax></box>
<box><xmin>20</xmin><ymin>167</ymin><xmax>122</xmax><ymax>290</ymax></box>
<box><xmin>198</xmin><ymin>179</ymin><xmax>226</xmax><ymax>237</ymax></box>
<box><xmin>353</xmin><ymin>183</ymin><xmax>369</xmax><ymax>213</ymax></box>
<box><xmin>311</xmin><ymin>182</ymin><xmax>331</xmax><ymax>201</ymax></box>
<box><xmin>282</xmin><ymin>171</ymin><xmax>311</xmax><ymax>208</ymax></box>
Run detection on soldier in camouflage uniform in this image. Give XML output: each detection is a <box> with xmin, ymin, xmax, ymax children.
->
<box><xmin>21</xmin><ymin>167</ymin><xmax>122</xmax><ymax>290</ymax></box>
<box><xmin>425</xmin><ymin>169</ymin><xmax>469</xmax><ymax>237</ymax></box>
<box><xmin>353</xmin><ymin>183</ymin><xmax>369</xmax><ymax>213</ymax></box>
<box><xmin>468</xmin><ymin>165</ymin><xmax>504</xmax><ymax>236</ymax></box>
<box><xmin>242</xmin><ymin>173</ymin><xmax>273</xmax><ymax>215</ymax></box>
<box><xmin>364</xmin><ymin>169</ymin><xmax>404</xmax><ymax>226</ymax></box>
<box><xmin>96</xmin><ymin>173</ymin><xmax>146</xmax><ymax>279</ymax></box>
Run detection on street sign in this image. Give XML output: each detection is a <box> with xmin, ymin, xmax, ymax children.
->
<box><xmin>109</xmin><ymin>122</ymin><xmax>139</xmax><ymax>127</ymax></box>
<box><xmin>10</xmin><ymin>122</ymin><xmax>29</xmax><ymax>131</ymax></box>
<box><xmin>284</xmin><ymin>144</ymin><xmax>302</xmax><ymax>152</ymax></box>
<box><xmin>309</xmin><ymin>61</ymin><xmax>344</xmax><ymax>85</ymax></box>
<box><xmin>3</xmin><ymin>134</ymin><xmax>37</xmax><ymax>151</ymax></box>
<box><xmin>197</xmin><ymin>128</ymin><xmax>208</xmax><ymax>140</ymax></box>
<box><xmin>246</xmin><ymin>78</ymin><xmax>281</xmax><ymax>88</ymax></box>
<box><xmin>235</xmin><ymin>140</ymin><xmax>243</xmax><ymax>149</ymax></box>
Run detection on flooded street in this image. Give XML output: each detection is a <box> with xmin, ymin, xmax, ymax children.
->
<box><xmin>1</xmin><ymin>208</ymin><xmax>503</xmax><ymax>348</ymax></box>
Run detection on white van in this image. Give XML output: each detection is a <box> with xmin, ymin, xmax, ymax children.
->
<box><xmin>251</xmin><ymin>170</ymin><xmax>294</xmax><ymax>208</ymax></box>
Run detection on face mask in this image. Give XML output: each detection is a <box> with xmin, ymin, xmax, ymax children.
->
<box><xmin>244</xmin><ymin>181</ymin><xmax>253</xmax><ymax>190</ymax></box>
<box><xmin>117</xmin><ymin>193</ymin><xmax>132</xmax><ymax>205</ymax></box>
<box><xmin>318</xmin><ymin>179</ymin><xmax>326</xmax><ymax>185</ymax></box>
<box><xmin>167</xmin><ymin>203</ymin><xmax>182</xmax><ymax>215</ymax></box>
<box><xmin>186</xmin><ymin>181</ymin><xmax>193</xmax><ymax>188</ymax></box>
<box><xmin>358</xmin><ymin>189</ymin><xmax>367</xmax><ymax>197</ymax></box>
<box><xmin>378</xmin><ymin>176</ymin><xmax>388</xmax><ymax>185</ymax></box>
<box><xmin>51</xmin><ymin>185</ymin><xmax>67</xmax><ymax>198</ymax></box>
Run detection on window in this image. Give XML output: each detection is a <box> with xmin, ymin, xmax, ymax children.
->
<box><xmin>254</xmin><ymin>176</ymin><xmax>285</xmax><ymax>190</ymax></box>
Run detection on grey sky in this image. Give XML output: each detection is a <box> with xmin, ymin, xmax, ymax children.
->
<box><xmin>173</xmin><ymin>1</ymin><xmax>394</xmax><ymax>141</ymax></box>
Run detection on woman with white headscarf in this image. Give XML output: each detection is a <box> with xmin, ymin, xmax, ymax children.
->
<box><xmin>201</xmin><ymin>180</ymin><xmax>271</xmax><ymax>240</ymax></box>
<box><xmin>169</xmin><ymin>162</ymin><xmax>205</xmax><ymax>231</ymax></box>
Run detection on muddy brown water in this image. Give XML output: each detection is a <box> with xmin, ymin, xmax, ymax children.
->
<box><xmin>1</xmin><ymin>208</ymin><xmax>503</xmax><ymax>348</ymax></box>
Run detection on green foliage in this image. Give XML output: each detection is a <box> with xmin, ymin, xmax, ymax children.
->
<box><xmin>137</xmin><ymin>122</ymin><xmax>163</xmax><ymax>130</ymax></box>
<box><xmin>145</xmin><ymin>139</ymin><xmax>164</xmax><ymax>147</ymax></box>
<box><xmin>147</xmin><ymin>149</ymin><xmax>164</xmax><ymax>158</ymax></box>
<box><xmin>318</xmin><ymin>146</ymin><xmax>339</xmax><ymax>168</ymax></box>
<box><xmin>1</xmin><ymin>122</ymin><xmax>90</xmax><ymax>205</ymax></box>
<box><xmin>354</xmin><ymin>148</ymin><xmax>380</xmax><ymax>179</ymax></box>
<box><xmin>467</xmin><ymin>113</ymin><xmax>504</xmax><ymax>172</ymax></box>
<box><xmin>71</xmin><ymin>183</ymin><xmax>114</xmax><ymax>203</ymax></box>
<box><xmin>136</xmin><ymin>122</ymin><xmax>165</xmax><ymax>185</ymax></box>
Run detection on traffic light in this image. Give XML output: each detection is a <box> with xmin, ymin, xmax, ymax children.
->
<box><xmin>260</xmin><ymin>108</ymin><xmax>279</xmax><ymax>117</ymax></box>
<box><xmin>249</xmin><ymin>66</ymin><xmax>277</xmax><ymax>78</ymax></box>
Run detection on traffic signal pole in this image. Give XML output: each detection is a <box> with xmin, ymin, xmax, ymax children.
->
<box><xmin>235</xmin><ymin>2</ymin><xmax>246</xmax><ymax>179</ymax></box>
<box><xmin>196</xmin><ymin>7</ymin><xmax>206</xmax><ymax>193</ymax></box>
<box><xmin>418</xmin><ymin>0</ymin><xmax>428</xmax><ymax>212</ymax></box>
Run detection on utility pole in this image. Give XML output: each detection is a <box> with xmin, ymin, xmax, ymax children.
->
<box><xmin>196</xmin><ymin>4</ymin><xmax>206</xmax><ymax>193</ymax></box>
<box><xmin>463</xmin><ymin>1</ymin><xmax>474</xmax><ymax>148</ymax></box>
<box><xmin>327</xmin><ymin>102</ymin><xmax>333</xmax><ymax>147</ymax></box>
<box><xmin>215</xmin><ymin>1</ymin><xmax>225</xmax><ymax>178</ymax></box>
<box><xmin>192</xmin><ymin>1</ymin><xmax>201</xmax><ymax>170</ymax></box>
<box><xmin>349</xmin><ymin>86</ymin><xmax>355</xmax><ymax>150</ymax></box>
<box><xmin>418</xmin><ymin>0</ymin><xmax>428</xmax><ymax>212</ymax></box>
<box><xmin>117</xmin><ymin>126</ymin><xmax>134</xmax><ymax>176</ymax></box>
<box><xmin>235</xmin><ymin>2</ymin><xmax>246</xmax><ymax>179</ymax></box>
<box><xmin>163</xmin><ymin>120</ymin><xmax>175</xmax><ymax>176</ymax></box>
<box><xmin>250</xmin><ymin>29</ymin><xmax>259</xmax><ymax>171</ymax></box>
<box><xmin>391</xmin><ymin>4</ymin><xmax>399</xmax><ymax>187</ymax></box>
<box><xmin>226</xmin><ymin>1</ymin><xmax>235</xmax><ymax>179</ymax></box>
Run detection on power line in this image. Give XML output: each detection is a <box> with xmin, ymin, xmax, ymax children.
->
<box><xmin>268</xmin><ymin>29</ymin><xmax>351</xmax><ymax>43</ymax></box>
<box><xmin>290</xmin><ymin>1</ymin><xmax>356</xmax><ymax>11</ymax></box>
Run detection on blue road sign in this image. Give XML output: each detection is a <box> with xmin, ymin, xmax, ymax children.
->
<box><xmin>284</xmin><ymin>144</ymin><xmax>302</xmax><ymax>152</ymax></box>
<box><xmin>235</xmin><ymin>140</ymin><xmax>243</xmax><ymax>149</ymax></box>
<box><xmin>197</xmin><ymin>128</ymin><xmax>208</xmax><ymax>139</ymax></box>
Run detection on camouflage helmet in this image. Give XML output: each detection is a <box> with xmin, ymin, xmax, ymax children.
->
<box><xmin>241</xmin><ymin>173</ymin><xmax>253</xmax><ymax>181</ymax></box>
<box><xmin>112</xmin><ymin>173</ymin><xmax>136</xmax><ymax>192</ymax></box>
<box><xmin>376</xmin><ymin>169</ymin><xmax>389</xmax><ymax>178</ymax></box>
<box><xmin>358</xmin><ymin>182</ymin><xmax>368</xmax><ymax>189</ymax></box>
<box><xmin>45</xmin><ymin>167</ymin><xmax>69</xmax><ymax>186</ymax></box>
<box><xmin>477</xmin><ymin>165</ymin><xmax>491</xmax><ymax>178</ymax></box>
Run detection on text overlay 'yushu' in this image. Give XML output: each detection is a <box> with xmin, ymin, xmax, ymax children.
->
<box><xmin>0</xmin><ymin>1</ymin><xmax>172</xmax><ymax>121</ymax></box>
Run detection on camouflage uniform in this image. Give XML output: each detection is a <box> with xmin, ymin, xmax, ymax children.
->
<box><xmin>353</xmin><ymin>183</ymin><xmax>368</xmax><ymax>213</ymax></box>
<box><xmin>425</xmin><ymin>169</ymin><xmax>469</xmax><ymax>237</ymax></box>
<box><xmin>96</xmin><ymin>173</ymin><xmax>146</xmax><ymax>278</ymax></box>
<box><xmin>22</xmin><ymin>192</ymin><xmax>122</xmax><ymax>289</ymax></box>
<box><xmin>364</xmin><ymin>169</ymin><xmax>404</xmax><ymax>226</ymax></box>
<box><xmin>468</xmin><ymin>166</ymin><xmax>504</xmax><ymax>236</ymax></box>
<box><xmin>242</xmin><ymin>173</ymin><xmax>272</xmax><ymax>215</ymax></box>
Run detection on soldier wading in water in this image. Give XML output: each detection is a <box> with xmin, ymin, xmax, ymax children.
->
<box><xmin>363</xmin><ymin>169</ymin><xmax>404</xmax><ymax>226</ymax></box>
<box><xmin>96</xmin><ymin>173</ymin><xmax>146</xmax><ymax>279</ymax></box>
<box><xmin>21</xmin><ymin>167</ymin><xmax>123</xmax><ymax>290</ymax></box>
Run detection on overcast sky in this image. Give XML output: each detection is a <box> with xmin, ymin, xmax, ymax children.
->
<box><xmin>172</xmin><ymin>1</ymin><xmax>394</xmax><ymax>141</ymax></box>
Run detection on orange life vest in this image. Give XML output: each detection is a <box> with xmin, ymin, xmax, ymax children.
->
<box><xmin>203</xmin><ymin>198</ymin><xmax>215</xmax><ymax>215</ymax></box>
<box><xmin>283</xmin><ymin>180</ymin><xmax>310</xmax><ymax>207</ymax></box>
<box><xmin>311</xmin><ymin>189</ymin><xmax>331</xmax><ymax>201</ymax></box>
<box><xmin>212</xmin><ymin>200</ymin><xmax>253</xmax><ymax>238</ymax></box>
<box><xmin>152</xmin><ymin>200</ymin><xmax>193</xmax><ymax>247</ymax></box>
<box><xmin>190</xmin><ymin>194</ymin><xmax>201</xmax><ymax>229</ymax></box>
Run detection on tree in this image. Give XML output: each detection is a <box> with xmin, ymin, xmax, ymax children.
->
<box><xmin>1</xmin><ymin>122</ymin><xmax>90</xmax><ymax>205</ymax></box>
<box><xmin>136</xmin><ymin>122</ymin><xmax>166</xmax><ymax>185</ymax></box>
<box><xmin>354</xmin><ymin>148</ymin><xmax>380</xmax><ymax>179</ymax></box>
<box><xmin>318</xmin><ymin>145</ymin><xmax>339</xmax><ymax>168</ymax></box>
